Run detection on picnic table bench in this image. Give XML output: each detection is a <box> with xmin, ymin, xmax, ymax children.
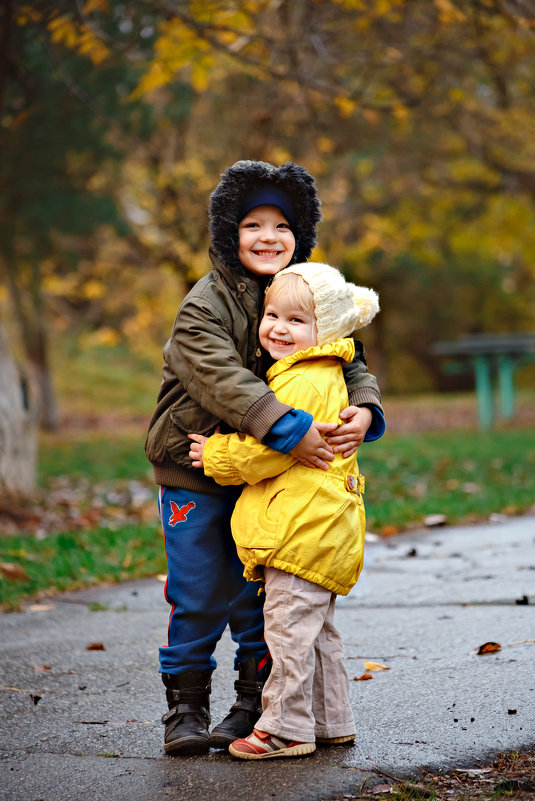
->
<box><xmin>432</xmin><ymin>333</ymin><xmax>535</xmax><ymax>428</ymax></box>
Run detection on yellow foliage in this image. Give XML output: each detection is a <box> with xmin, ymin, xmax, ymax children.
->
<box><xmin>316</xmin><ymin>137</ymin><xmax>335</xmax><ymax>154</ymax></box>
<box><xmin>80</xmin><ymin>328</ymin><xmax>121</xmax><ymax>348</ymax></box>
<box><xmin>448</xmin><ymin>88</ymin><xmax>465</xmax><ymax>103</ymax></box>
<box><xmin>15</xmin><ymin>6</ymin><xmax>43</xmax><ymax>25</ymax></box>
<box><xmin>48</xmin><ymin>16</ymin><xmax>79</xmax><ymax>49</ymax></box>
<box><xmin>83</xmin><ymin>280</ymin><xmax>106</xmax><ymax>300</ymax></box>
<box><xmin>392</xmin><ymin>103</ymin><xmax>409</xmax><ymax>120</ymax></box>
<box><xmin>335</xmin><ymin>96</ymin><xmax>356</xmax><ymax>119</ymax></box>
<box><xmin>332</xmin><ymin>0</ymin><xmax>403</xmax><ymax>13</ymax></box>
<box><xmin>269</xmin><ymin>147</ymin><xmax>293</xmax><ymax>165</ymax></box>
<box><xmin>434</xmin><ymin>0</ymin><xmax>466</xmax><ymax>23</ymax></box>
<box><xmin>47</xmin><ymin>15</ymin><xmax>110</xmax><ymax>64</ymax></box>
<box><xmin>83</xmin><ymin>0</ymin><xmax>110</xmax><ymax>13</ymax></box>
<box><xmin>131</xmin><ymin>19</ymin><xmax>217</xmax><ymax>99</ymax></box>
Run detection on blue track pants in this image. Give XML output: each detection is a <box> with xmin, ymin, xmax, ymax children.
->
<box><xmin>158</xmin><ymin>485</ymin><xmax>268</xmax><ymax>676</ymax></box>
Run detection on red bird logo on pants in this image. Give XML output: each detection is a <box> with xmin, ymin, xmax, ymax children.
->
<box><xmin>168</xmin><ymin>501</ymin><xmax>196</xmax><ymax>526</ymax></box>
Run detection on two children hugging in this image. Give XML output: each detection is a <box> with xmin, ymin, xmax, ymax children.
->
<box><xmin>145</xmin><ymin>159</ymin><xmax>384</xmax><ymax>757</ymax></box>
<box><xmin>189</xmin><ymin>263</ymin><xmax>379</xmax><ymax>758</ymax></box>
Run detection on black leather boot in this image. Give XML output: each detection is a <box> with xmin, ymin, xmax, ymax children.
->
<box><xmin>209</xmin><ymin>657</ymin><xmax>271</xmax><ymax>748</ymax></box>
<box><xmin>161</xmin><ymin>671</ymin><xmax>212</xmax><ymax>755</ymax></box>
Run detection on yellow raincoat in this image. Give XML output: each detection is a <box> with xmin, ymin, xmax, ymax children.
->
<box><xmin>202</xmin><ymin>338</ymin><xmax>366</xmax><ymax>596</ymax></box>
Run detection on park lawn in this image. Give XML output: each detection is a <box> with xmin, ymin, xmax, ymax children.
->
<box><xmin>0</xmin><ymin>425</ymin><xmax>534</xmax><ymax>609</ymax></box>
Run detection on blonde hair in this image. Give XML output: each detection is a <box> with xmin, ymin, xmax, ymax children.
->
<box><xmin>265</xmin><ymin>271</ymin><xmax>315</xmax><ymax>316</ymax></box>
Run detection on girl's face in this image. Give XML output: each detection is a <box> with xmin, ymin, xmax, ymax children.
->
<box><xmin>259</xmin><ymin>293</ymin><xmax>317</xmax><ymax>361</ymax></box>
<box><xmin>238</xmin><ymin>205</ymin><xmax>296</xmax><ymax>277</ymax></box>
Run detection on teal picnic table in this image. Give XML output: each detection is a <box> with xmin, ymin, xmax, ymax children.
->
<box><xmin>432</xmin><ymin>333</ymin><xmax>535</xmax><ymax>429</ymax></box>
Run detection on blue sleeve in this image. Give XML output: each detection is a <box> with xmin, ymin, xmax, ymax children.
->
<box><xmin>263</xmin><ymin>409</ymin><xmax>313</xmax><ymax>454</ymax></box>
<box><xmin>363</xmin><ymin>406</ymin><xmax>386</xmax><ymax>442</ymax></box>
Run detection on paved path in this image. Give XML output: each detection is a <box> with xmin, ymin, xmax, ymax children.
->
<box><xmin>0</xmin><ymin>516</ymin><xmax>534</xmax><ymax>801</ymax></box>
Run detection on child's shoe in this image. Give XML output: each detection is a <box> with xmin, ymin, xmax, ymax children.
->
<box><xmin>229</xmin><ymin>728</ymin><xmax>316</xmax><ymax>760</ymax></box>
<box><xmin>316</xmin><ymin>734</ymin><xmax>356</xmax><ymax>745</ymax></box>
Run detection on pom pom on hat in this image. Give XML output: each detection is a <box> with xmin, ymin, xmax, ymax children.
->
<box><xmin>273</xmin><ymin>262</ymin><xmax>379</xmax><ymax>347</ymax></box>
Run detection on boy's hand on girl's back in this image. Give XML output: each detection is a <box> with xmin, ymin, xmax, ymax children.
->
<box><xmin>290</xmin><ymin>421</ymin><xmax>336</xmax><ymax>470</ymax></box>
<box><xmin>325</xmin><ymin>406</ymin><xmax>373</xmax><ymax>457</ymax></box>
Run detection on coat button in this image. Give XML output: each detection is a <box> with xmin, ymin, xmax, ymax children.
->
<box><xmin>237</xmin><ymin>282</ymin><xmax>246</xmax><ymax>293</ymax></box>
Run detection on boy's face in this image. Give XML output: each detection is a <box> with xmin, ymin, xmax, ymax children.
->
<box><xmin>238</xmin><ymin>205</ymin><xmax>296</xmax><ymax>277</ymax></box>
<box><xmin>259</xmin><ymin>294</ymin><xmax>317</xmax><ymax>361</ymax></box>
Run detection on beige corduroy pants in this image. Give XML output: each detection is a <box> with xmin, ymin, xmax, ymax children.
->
<box><xmin>255</xmin><ymin>567</ymin><xmax>356</xmax><ymax>743</ymax></box>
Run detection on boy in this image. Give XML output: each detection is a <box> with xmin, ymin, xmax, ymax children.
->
<box><xmin>145</xmin><ymin>160</ymin><xmax>384</xmax><ymax>756</ymax></box>
<box><xmin>189</xmin><ymin>263</ymin><xmax>379</xmax><ymax>758</ymax></box>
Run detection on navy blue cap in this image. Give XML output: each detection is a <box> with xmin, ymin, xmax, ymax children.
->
<box><xmin>238</xmin><ymin>187</ymin><xmax>295</xmax><ymax>228</ymax></box>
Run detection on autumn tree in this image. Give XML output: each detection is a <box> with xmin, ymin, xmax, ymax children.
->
<box><xmin>131</xmin><ymin>0</ymin><xmax>535</xmax><ymax>389</ymax></box>
<box><xmin>2</xmin><ymin>0</ymin><xmax>535</xmax><ymax>411</ymax></box>
<box><xmin>0</xmin><ymin>0</ymin><xmax>159</xmax><ymax>427</ymax></box>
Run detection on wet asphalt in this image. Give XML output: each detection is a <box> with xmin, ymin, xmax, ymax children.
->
<box><xmin>0</xmin><ymin>515</ymin><xmax>534</xmax><ymax>801</ymax></box>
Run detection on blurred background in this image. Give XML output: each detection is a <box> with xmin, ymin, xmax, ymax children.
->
<box><xmin>1</xmin><ymin>0</ymin><xmax>534</xmax><ymax>606</ymax></box>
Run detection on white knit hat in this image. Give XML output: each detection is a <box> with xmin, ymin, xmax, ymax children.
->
<box><xmin>273</xmin><ymin>262</ymin><xmax>379</xmax><ymax>347</ymax></box>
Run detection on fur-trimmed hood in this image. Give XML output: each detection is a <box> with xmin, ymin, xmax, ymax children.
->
<box><xmin>209</xmin><ymin>160</ymin><xmax>322</xmax><ymax>273</ymax></box>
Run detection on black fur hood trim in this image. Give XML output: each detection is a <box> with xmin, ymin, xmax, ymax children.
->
<box><xmin>209</xmin><ymin>160</ymin><xmax>322</xmax><ymax>273</ymax></box>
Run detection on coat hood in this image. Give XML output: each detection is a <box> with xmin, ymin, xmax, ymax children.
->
<box><xmin>208</xmin><ymin>160</ymin><xmax>322</xmax><ymax>273</ymax></box>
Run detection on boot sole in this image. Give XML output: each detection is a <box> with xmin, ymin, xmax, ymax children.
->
<box><xmin>209</xmin><ymin>732</ymin><xmax>235</xmax><ymax>749</ymax></box>
<box><xmin>229</xmin><ymin>741</ymin><xmax>316</xmax><ymax>760</ymax></box>
<box><xmin>165</xmin><ymin>735</ymin><xmax>210</xmax><ymax>756</ymax></box>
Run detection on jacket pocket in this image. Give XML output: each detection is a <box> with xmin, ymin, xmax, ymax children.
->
<box><xmin>233</xmin><ymin>476</ymin><xmax>286</xmax><ymax>550</ymax></box>
<box><xmin>165</xmin><ymin>395</ymin><xmax>220</xmax><ymax>467</ymax></box>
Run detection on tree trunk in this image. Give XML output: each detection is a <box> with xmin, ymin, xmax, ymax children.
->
<box><xmin>0</xmin><ymin>323</ymin><xmax>38</xmax><ymax>503</ymax></box>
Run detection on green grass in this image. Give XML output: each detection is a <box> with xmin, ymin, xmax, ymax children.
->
<box><xmin>38</xmin><ymin>431</ymin><xmax>152</xmax><ymax>483</ymax></box>
<box><xmin>51</xmin><ymin>341</ymin><xmax>159</xmax><ymax>419</ymax></box>
<box><xmin>1</xmin><ymin>423</ymin><xmax>534</xmax><ymax>609</ymax></box>
<box><xmin>0</xmin><ymin>523</ymin><xmax>166</xmax><ymax>611</ymax></box>
<box><xmin>361</xmin><ymin>427</ymin><xmax>535</xmax><ymax>533</ymax></box>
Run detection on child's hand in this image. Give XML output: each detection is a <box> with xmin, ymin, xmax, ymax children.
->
<box><xmin>290</xmin><ymin>421</ymin><xmax>336</xmax><ymax>470</ymax></box>
<box><xmin>325</xmin><ymin>406</ymin><xmax>373</xmax><ymax>457</ymax></box>
<box><xmin>188</xmin><ymin>433</ymin><xmax>209</xmax><ymax>468</ymax></box>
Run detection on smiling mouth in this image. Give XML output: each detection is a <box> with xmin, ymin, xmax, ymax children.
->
<box><xmin>253</xmin><ymin>250</ymin><xmax>282</xmax><ymax>256</ymax></box>
<box><xmin>271</xmin><ymin>339</ymin><xmax>292</xmax><ymax>347</ymax></box>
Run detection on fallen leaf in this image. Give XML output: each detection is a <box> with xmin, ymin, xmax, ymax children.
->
<box><xmin>371</xmin><ymin>784</ymin><xmax>392</xmax><ymax>794</ymax></box>
<box><xmin>364</xmin><ymin>661</ymin><xmax>391</xmax><ymax>671</ymax></box>
<box><xmin>0</xmin><ymin>562</ymin><xmax>30</xmax><ymax>581</ymax></box>
<box><xmin>86</xmin><ymin>642</ymin><xmax>106</xmax><ymax>651</ymax></box>
<box><xmin>353</xmin><ymin>673</ymin><xmax>373</xmax><ymax>681</ymax></box>
<box><xmin>477</xmin><ymin>642</ymin><xmax>501</xmax><ymax>654</ymax></box>
<box><xmin>33</xmin><ymin>665</ymin><xmax>51</xmax><ymax>673</ymax></box>
<box><xmin>30</xmin><ymin>694</ymin><xmax>42</xmax><ymax>705</ymax></box>
<box><xmin>27</xmin><ymin>603</ymin><xmax>56</xmax><ymax>612</ymax></box>
<box><xmin>381</xmin><ymin>525</ymin><xmax>399</xmax><ymax>537</ymax></box>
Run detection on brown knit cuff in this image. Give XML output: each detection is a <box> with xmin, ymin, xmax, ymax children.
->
<box><xmin>241</xmin><ymin>393</ymin><xmax>293</xmax><ymax>441</ymax></box>
<box><xmin>348</xmin><ymin>386</ymin><xmax>383</xmax><ymax>413</ymax></box>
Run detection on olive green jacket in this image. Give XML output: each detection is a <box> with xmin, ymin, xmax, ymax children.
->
<box><xmin>145</xmin><ymin>250</ymin><xmax>382</xmax><ymax>494</ymax></box>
